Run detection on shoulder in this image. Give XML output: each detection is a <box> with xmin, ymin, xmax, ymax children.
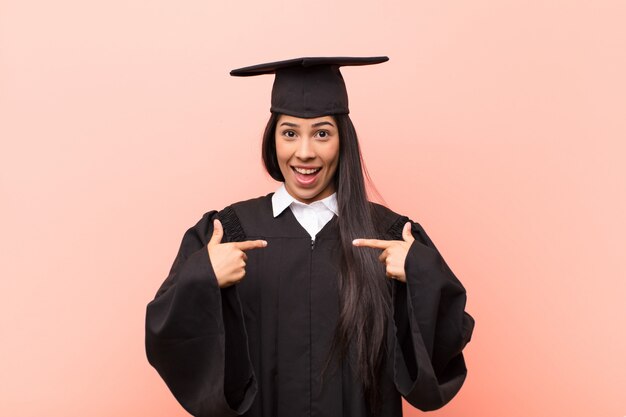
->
<box><xmin>229</xmin><ymin>193</ymin><xmax>273</xmax><ymax>213</ymax></box>
<box><xmin>370</xmin><ymin>201</ymin><xmax>401</xmax><ymax>219</ymax></box>
<box><xmin>194</xmin><ymin>193</ymin><xmax>273</xmax><ymax>221</ymax></box>
<box><xmin>187</xmin><ymin>194</ymin><xmax>273</xmax><ymax>242</ymax></box>
<box><xmin>368</xmin><ymin>202</ymin><xmax>433</xmax><ymax>243</ymax></box>
<box><xmin>219</xmin><ymin>193</ymin><xmax>275</xmax><ymax>240</ymax></box>
<box><xmin>369</xmin><ymin>202</ymin><xmax>413</xmax><ymax>239</ymax></box>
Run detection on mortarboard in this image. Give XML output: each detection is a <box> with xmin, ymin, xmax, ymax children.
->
<box><xmin>230</xmin><ymin>56</ymin><xmax>389</xmax><ymax>118</ymax></box>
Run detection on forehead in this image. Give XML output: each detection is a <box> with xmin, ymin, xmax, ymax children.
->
<box><xmin>277</xmin><ymin>114</ymin><xmax>336</xmax><ymax>127</ymax></box>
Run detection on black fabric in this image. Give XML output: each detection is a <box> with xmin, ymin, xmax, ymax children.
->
<box><xmin>145</xmin><ymin>193</ymin><xmax>475</xmax><ymax>417</ymax></box>
<box><xmin>229</xmin><ymin>56</ymin><xmax>389</xmax><ymax>118</ymax></box>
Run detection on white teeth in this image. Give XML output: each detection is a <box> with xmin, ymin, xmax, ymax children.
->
<box><xmin>294</xmin><ymin>167</ymin><xmax>321</xmax><ymax>175</ymax></box>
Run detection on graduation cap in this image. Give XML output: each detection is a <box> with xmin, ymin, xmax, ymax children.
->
<box><xmin>230</xmin><ymin>56</ymin><xmax>389</xmax><ymax>118</ymax></box>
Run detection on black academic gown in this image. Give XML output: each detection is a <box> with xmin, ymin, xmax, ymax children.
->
<box><xmin>145</xmin><ymin>193</ymin><xmax>475</xmax><ymax>417</ymax></box>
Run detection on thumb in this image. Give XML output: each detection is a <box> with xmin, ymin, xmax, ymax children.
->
<box><xmin>208</xmin><ymin>218</ymin><xmax>224</xmax><ymax>247</ymax></box>
<box><xmin>402</xmin><ymin>221</ymin><xmax>414</xmax><ymax>243</ymax></box>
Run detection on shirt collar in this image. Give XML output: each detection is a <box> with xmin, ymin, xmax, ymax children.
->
<box><xmin>272</xmin><ymin>183</ymin><xmax>338</xmax><ymax>217</ymax></box>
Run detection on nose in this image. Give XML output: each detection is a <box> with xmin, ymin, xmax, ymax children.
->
<box><xmin>295</xmin><ymin>137</ymin><xmax>315</xmax><ymax>160</ymax></box>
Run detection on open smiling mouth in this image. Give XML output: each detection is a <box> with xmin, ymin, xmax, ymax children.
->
<box><xmin>291</xmin><ymin>166</ymin><xmax>322</xmax><ymax>185</ymax></box>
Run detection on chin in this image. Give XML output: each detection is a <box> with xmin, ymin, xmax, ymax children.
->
<box><xmin>287</xmin><ymin>183</ymin><xmax>329</xmax><ymax>204</ymax></box>
<box><xmin>293</xmin><ymin>190</ymin><xmax>321</xmax><ymax>203</ymax></box>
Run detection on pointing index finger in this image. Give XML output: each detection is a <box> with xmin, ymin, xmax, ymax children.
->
<box><xmin>352</xmin><ymin>238</ymin><xmax>393</xmax><ymax>249</ymax></box>
<box><xmin>233</xmin><ymin>240</ymin><xmax>268</xmax><ymax>251</ymax></box>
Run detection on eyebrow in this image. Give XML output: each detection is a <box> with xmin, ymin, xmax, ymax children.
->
<box><xmin>312</xmin><ymin>121</ymin><xmax>335</xmax><ymax>128</ymax></box>
<box><xmin>279</xmin><ymin>121</ymin><xmax>336</xmax><ymax>128</ymax></box>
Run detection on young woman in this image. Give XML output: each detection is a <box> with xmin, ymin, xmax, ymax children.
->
<box><xmin>145</xmin><ymin>57</ymin><xmax>475</xmax><ymax>417</ymax></box>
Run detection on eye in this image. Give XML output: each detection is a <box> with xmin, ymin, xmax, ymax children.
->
<box><xmin>316</xmin><ymin>130</ymin><xmax>330</xmax><ymax>139</ymax></box>
<box><xmin>282</xmin><ymin>130</ymin><xmax>297</xmax><ymax>139</ymax></box>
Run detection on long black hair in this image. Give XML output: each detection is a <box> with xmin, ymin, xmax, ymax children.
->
<box><xmin>262</xmin><ymin>112</ymin><xmax>391</xmax><ymax>411</ymax></box>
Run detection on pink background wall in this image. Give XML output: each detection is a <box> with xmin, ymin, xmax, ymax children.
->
<box><xmin>1</xmin><ymin>1</ymin><xmax>624</xmax><ymax>416</ymax></box>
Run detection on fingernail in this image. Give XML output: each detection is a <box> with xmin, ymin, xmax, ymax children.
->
<box><xmin>352</xmin><ymin>239</ymin><xmax>359</xmax><ymax>246</ymax></box>
<box><xmin>262</xmin><ymin>240</ymin><xmax>268</xmax><ymax>246</ymax></box>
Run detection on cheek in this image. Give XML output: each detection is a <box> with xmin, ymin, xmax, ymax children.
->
<box><xmin>274</xmin><ymin>139</ymin><xmax>288</xmax><ymax>165</ymax></box>
<box><xmin>325</xmin><ymin>142</ymin><xmax>340</xmax><ymax>168</ymax></box>
<box><xmin>275</xmin><ymin>142</ymin><xmax>296</xmax><ymax>177</ymax></box>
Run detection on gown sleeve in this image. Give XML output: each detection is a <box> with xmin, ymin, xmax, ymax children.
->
<box><xmin>145</xmin><ymin>210</ymin><xmax>257</xmax><ymax>417</ymax></box>
<box><xmin>390</xmin><ymin>220</ymin><xmax>475</xmax><ymax>411</ymax></box>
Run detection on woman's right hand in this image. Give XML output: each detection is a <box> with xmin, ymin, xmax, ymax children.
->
<box><xmin>207</xmin><ymin>219</ymin><xmax>267</xmax><ymax>288</ymax></box>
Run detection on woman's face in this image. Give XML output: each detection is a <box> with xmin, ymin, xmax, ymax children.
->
<box><xmin>275</xmin><ymin>114</ymin><xmax>340</xmax><ymax>204</ymax></box>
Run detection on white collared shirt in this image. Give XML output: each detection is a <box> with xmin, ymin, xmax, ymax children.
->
<box><xmin>271</xmin><ymin>184</ymin><xmax>338</xmax><ymax>240</ymax></box>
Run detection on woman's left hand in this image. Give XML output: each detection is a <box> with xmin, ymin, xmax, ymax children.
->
<box><xmin>352</xmin><ymin>222</ymin><xmax>414</xmax><ymax>282</ymax></box>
